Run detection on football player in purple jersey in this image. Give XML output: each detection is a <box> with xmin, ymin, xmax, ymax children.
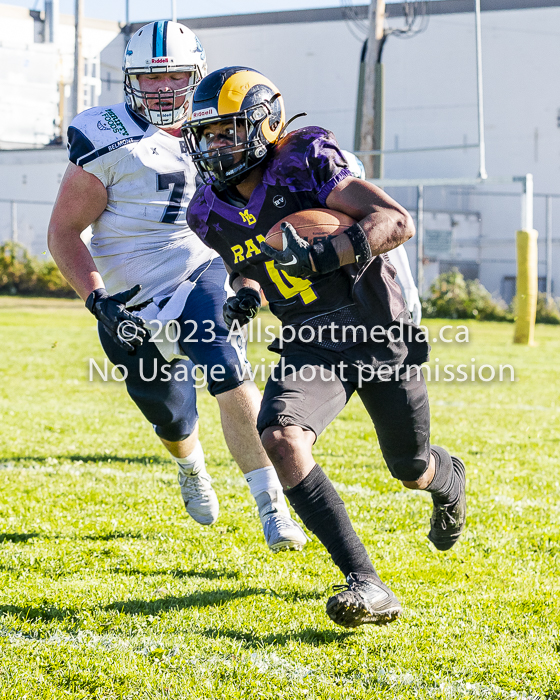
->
<box><xmin>183</xmin><ymin>66</ymin><xmax>466</xmax><ymax>629</ymax></box>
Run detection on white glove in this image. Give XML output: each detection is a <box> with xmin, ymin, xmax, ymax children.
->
<box><xmin>403</xmin><ymin>286</ymin><xmax>422</xmax><ymax>325</ymax></box>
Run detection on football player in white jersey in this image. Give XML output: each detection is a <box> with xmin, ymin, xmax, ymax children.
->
<box><xmin>48</xmin><ymin>21</ymin><xmax>307</xmax><ymax>552</ymax></box>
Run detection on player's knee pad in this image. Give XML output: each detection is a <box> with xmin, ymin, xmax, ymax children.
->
<box><xmin>153</xmin><ymin>420</ymin><xmax>195</xmax><ymax>444</ymax></box>
<box><xmin>384</xmin><ymin>445</ymin><xmax>431</xmax><ymax>483</ymax></box>
<box><xmin>126</xmin><ymin>377</ymin><xmax>199</xmax><ymax>443</ymax></box>
<box><xmin>202</xmin><ymin>338</ymin><xmax>249</xmax><ymax>397</ymax></box>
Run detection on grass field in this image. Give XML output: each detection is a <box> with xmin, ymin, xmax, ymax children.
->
<box><xmin>0</xmin><ymin>297</ymin><xmax>559</xmax><ymax>699</ymax></box>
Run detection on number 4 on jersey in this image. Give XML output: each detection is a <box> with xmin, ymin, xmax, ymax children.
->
<box><xmin>157</xmin><ymin>171</ymin><xmax>186</xmax><ymax>224</ymax></box>
<box><xmin>265</xmin><ymin>261</ymin><xmax>318</xmax><ymax>305</ymax></box>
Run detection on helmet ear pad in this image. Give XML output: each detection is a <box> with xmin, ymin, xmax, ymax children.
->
<box><xmin>250</xmin><ymin>142</ymin><xmax>267</xmax><ymax>161</ymax></box>
<box><xmin>242</xmin><ymin>88</ymin><xmax>284</xmax><ymax>165</ymax></box>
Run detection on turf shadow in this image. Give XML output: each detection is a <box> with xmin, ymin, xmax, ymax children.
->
<box><xmin>169</xmin><ymin>567</ymin><xmax>241</xmax><ymax>581</ymax></box>
<box><xmin>202</xmin><ymin>626</ymin><xmax>354</xmax><ymax>647</ymax></box>
<box><xmin>0</xmin><ymin>533</ymin><xmax>40</xmax><ymax>543</ymax></box>
<box><xmin>0</xmin><ymin>603</ymin><xmax>77</xmax><ymax>622</ymax></box>
<box><xmin>81</xmin><ymin>532</ymin><xmax>146</xmax><ymax>541</ymax></box>
<box><xmin>64</xmin><ymin>453</ymin><xmax>170</xmax><ymax>465</ymax></box>
<box><xmin>105</xmin><ymin>587</ymin><xmax>266</xmax><ymax>615</ymax></box>
<box><xmin>17</xmin><ymin>454</ymin><xmax>169</xmax><ymax>466</ymax></box>
<box><xmin>278</xmin><ymin>589</ymin><xmax>325</xmax><ymax>602</ymax></box>
<box><xmin>106</xmin><ymin>566</ymin><xmax>241</xmax><ymax>580</ymax></box>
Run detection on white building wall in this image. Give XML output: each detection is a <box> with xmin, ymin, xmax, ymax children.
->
<box><xmin>0</xmin><ymin>3</ymin><xmax>558</xmax><ymax>299</ymax></box>
<box><xmin>0</xmin><ymin>43</ymin><xmax>59</xmax><ymax>148</ymax></box>
<box><xmin>0</xmin><ymin>3</ymin><xmax>120</xmax><ymax>148</ymax></box>
<box><xmin>379</xmin><ymin>7</ymin><xmax>560</xmax><ymax>297</ymax></box>
<box><xmin>0</xmin><ymin>148</ymin><xmax>67</xmax><ymax>256</ymax></box>
<box><xmin>0</xmin><ymin>3</ymin><xmax>120</xmax><ymax>256</ymax></box>
<box><xmin>193</xmin><ymin>7</ymin><xmax>560</xmax><ymax>297</ymax></box>
<box><xmin>196</xmin><ymin>20</ymin><xmax>362</xmax><ymax>151</ymax></box>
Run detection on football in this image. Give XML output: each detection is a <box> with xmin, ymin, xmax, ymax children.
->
<box><xmin>265</xmin><ymin>208</ymin><xmax>356</xmax><ymax>250</ymax></box>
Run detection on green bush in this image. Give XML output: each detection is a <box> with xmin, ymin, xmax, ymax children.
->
<box><xmin>0</xmin><ymin>242</ymin><xmax>76</xmax><ymax>298</ymax></box>
<box><xmin>535</xmin><ymin>293</ymin><xmax>560</xmax><ymax>324</ymax></box>
<box><xmin>422</xmin><ymin>268</ymin><xmax>510</xmax><ymax>321</ymax></box>
<box><xmin>508</xmin><ymin>292</ymin><xmax>560</xmax><ymax>325</ymax></box>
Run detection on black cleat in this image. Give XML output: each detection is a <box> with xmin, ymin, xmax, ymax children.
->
<box><xmin>428</xmin><ymin>456</ymin><xmax>466</xmax><ymax>551</ymax></box>
<box><xmin>326</xmin><ymin>573</ymin><xmax>402</xmax><ymax>628</ymax></box>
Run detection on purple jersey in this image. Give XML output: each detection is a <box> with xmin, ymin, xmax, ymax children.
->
<box><xmin>187</xmin><ymin>127</ymin><xmax>405</xmax><ymax>331</ymax></box>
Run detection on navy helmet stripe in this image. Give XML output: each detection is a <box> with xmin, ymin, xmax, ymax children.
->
<box><xmin>162</xmin><ymin>21</ymin><xmax>168</xmax><ymax>57</ymax></box>
<box><xmin>152</xmin><ymin>22</ymin><xmax>158</xmax><ymax>57</ymax></box>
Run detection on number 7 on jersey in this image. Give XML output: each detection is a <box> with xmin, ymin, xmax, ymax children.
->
<box><xmin>157</xmin><ymin>171</ymin><xmax>186</xmax><ymax>224</ymax></box>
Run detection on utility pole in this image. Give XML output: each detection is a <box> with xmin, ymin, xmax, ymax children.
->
<box><xmin>360</xmin><ymin>0</ymin><xmax>385</xmax><ymax>178</ymax></box>
<box><xmin>172</xmin><ymin>0</ymin><xmax>177</xmax><ymax>22</ymax></box>
<box><xmin>123</xmin><ymin>0</ymin><xmax>132</xmax><ymax>51</ymax></box>
<box><xmin>123</xmin><ymin>0</ymin><xmax>132</xmax><ymax>52</ymax></box>
<box><xmin>416</xmin><ymin>186</ymin><xmax>424</xmax><ymax>294</ymax></box>
<box><xmin>72</xmin><ymin>0</ymin><xmax>84</xmax><ymax>119</ymax></box>
<box><xmin>45</xmin><ymin>0</ymin><xmax>59</xmax><ymax>43</ymax></box>
<box><xmin>546</xmin><ymin>195</ymin><xmax>552</xmax><ymax>299</ymax></box>
<box><xmin>474</xmin><ymin>0</ymin><xmax>487</xmax><ymax>179</ymax></box>
<box><xmin>373</xmin><ymin>53</ymin><xmax>385</xmax><ymax>178</ymax></box>
<box><xmin>10</xmin><ymin>202</ymin><xmax>17</xmax><ymax>243</ymax></box>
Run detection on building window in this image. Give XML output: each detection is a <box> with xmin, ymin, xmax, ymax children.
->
<box><xmin>501</xmin><ymin>276</ymin><xmax>548</xmax><ymax>305</ymax></box>
<box><xmin>440</xmin><ymin>261</ymin><xmax>480</xmax><ymax>281</ymax></box>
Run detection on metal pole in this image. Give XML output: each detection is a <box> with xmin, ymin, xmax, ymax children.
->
<box><xmin>360</xmin><ymin>0</ymin><xmax>385</xmax><ymax>178</ymax></box>
<box><xmin>373</xmin><ymin>61</ymin><xmax>384</xmax><ymax>179</ymax></box>
<box><xmin>123</xmin><ymin>0</ymin><xmax>132</xmax><ymax>48</ymax></box>
<box><xmin>546</xmin><ymin>195</ymin><xmax>552</xmax><ymax>299</ymax></box>
<box><xmin>416</xmin><ymin>185</ymin><xmax>424</xmax><ymax>294</ymax></box>
<box><xmin>45</xmin><ymin>0</ymin><xmax>59</xmax><ymax>43</ymax></box>
<box><xmin>354</xmin><ymin>40</ymin><xmax>367</xmax><ymax>152</ymax></box>
<box><xmin>73</xmin><ymin>0</ymin><xmax>84</xmax><ymax>119</ymax></box>
<box><xmin>474</xmin><ymin>0</ymin><xmax>487</xmax><ymax>180</ymax></box>
<box><xmin>10</xmin><ymin>202</ymin><xmax>17</xmax><ymax>243</ymax></box>
<box><xmin>172</xmin><ymin>0</ymin><xmax>177</xmax><ymax>22</ymax></box>
<box><xmin>521</xmin><ymin>174</ymin><xmax>534</xmax><ymax>231</ymax></box>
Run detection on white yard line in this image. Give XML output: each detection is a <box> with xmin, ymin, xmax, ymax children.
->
<box><xmin>0</xmin><ymin>631</ymin><xmax>547</xmax><ymax>698</ymax></box>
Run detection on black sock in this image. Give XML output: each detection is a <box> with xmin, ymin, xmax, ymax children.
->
<box><xmin>285</xmin><ymin>464</ymin><xmax>378</xmax><ymax>580</ymax></box>
<box><xmin>427</xmin><ymin>446</ymin><xmax>464</xmax><ymax>505</ymax></box>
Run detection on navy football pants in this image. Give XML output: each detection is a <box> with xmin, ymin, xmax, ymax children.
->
<box><xmin>99</xmin><ymin>258</ymin><xmax>247</xmax><ymax>442</ymax></box>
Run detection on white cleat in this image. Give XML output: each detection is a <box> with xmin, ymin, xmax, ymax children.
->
<box><xmin>263</xmin><ymin>513</ymin><xmax>309</xmax><ymax>552</ymax></box>
<box><xmin>177</xmin><ymin>463</ymin><xmax>219</xmax><ymax>525</ymax></box>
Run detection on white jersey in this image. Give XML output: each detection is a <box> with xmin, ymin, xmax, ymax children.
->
<box><xmin>68</xmin><ymin>102</ymin><xmax>216</xmax><ymax>306</ymax></box>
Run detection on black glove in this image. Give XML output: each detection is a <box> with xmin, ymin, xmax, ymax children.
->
<box><xmin>223</xmin><ymin>287</ymin><xmax>261</xmax><ymax>330</ymax></box>
<box><xmin>85</xmin><ymin>284</ymin><xmax>147</xmax><ymax>352</ymax></box>
<box><xmin>260</xmin><ymin>222</ymin><xmax>340</xmax><ymax>279</ymax></box>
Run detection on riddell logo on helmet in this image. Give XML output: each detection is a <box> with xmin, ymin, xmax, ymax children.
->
<box><xmin>192</xmin><ymin>108</ymin><xmax>218</xmax><ymax>118</ymax></box>
<box><xmin>151</xmin><ymin>57</ymin><xmax>169</xmax><ymax>64</ymax></box>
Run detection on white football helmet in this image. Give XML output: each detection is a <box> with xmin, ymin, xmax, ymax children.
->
<box><xmin>123</xmin><ymin>20</ymin><xmax>207</xmax><ymax>126</ymax></box>
<box><xmin>341</xmin><ymin>150</ymin><xmax>366</xmax><ymax>180</ymax></box>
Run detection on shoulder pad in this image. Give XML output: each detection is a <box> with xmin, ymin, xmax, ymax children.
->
<box><xmin>67</xmin><ymin>103</ymin><xmax>148</xmax><ymax>167</ymax></box>
<box><xmin>263</xmin><ymin>126</ymin><xmax>337</xmax><ymax>189</ymax></box>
